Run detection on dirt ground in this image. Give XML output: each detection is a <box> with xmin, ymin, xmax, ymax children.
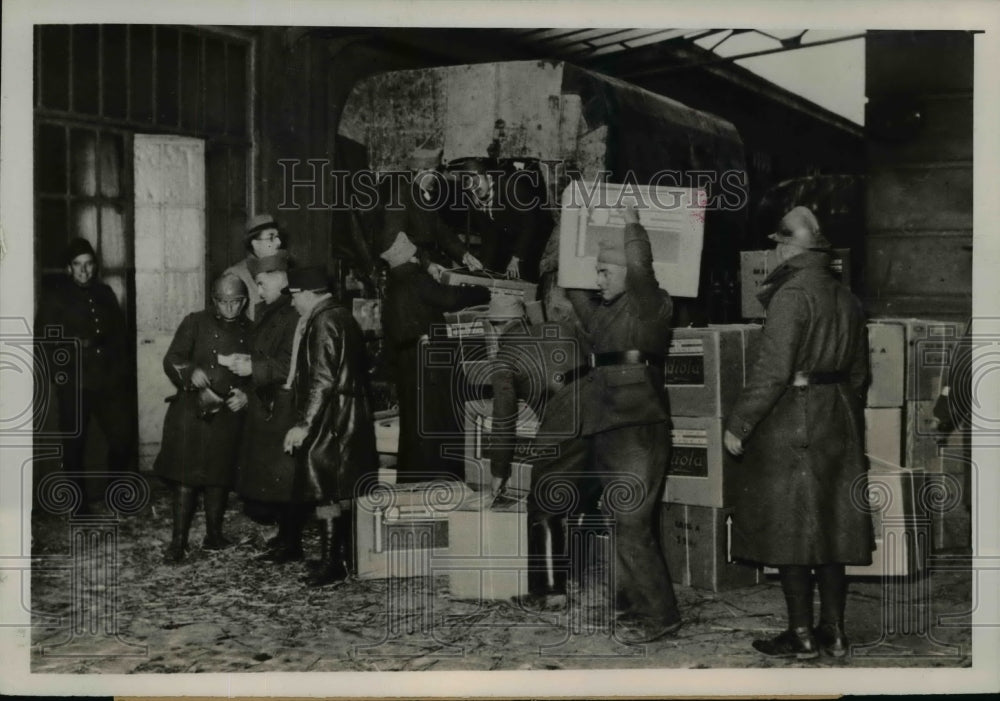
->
<box><xmin>29</xmin><ymin>479</ymin><xmax>971</xmax><ymax>673</ymax></box>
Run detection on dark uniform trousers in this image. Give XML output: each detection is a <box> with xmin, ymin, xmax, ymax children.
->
<box><xmin>56</xmin><ymin>383</ymin><xmax>132</xmax><ymax>479</ymax></box>
<box><xmin>37</xmin><ymin>277</ymin><xmax>134</xmax><ymax>504</ymax></box>
<box><xmin>568</xmin><ymin>221</ymin><xmax>680</xmax><ymax>626</ymax></box>
<box><xmin>593</xmin><ymin>422</ymin><xmax>673</xmax><ymax>618</ymax></box>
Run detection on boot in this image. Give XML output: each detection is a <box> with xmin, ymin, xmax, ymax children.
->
<box><xmin>202</xmin><ymin>486</ymin><xmax>234</xmax><ymax>550</ymax></box>
<box><xmin>815</xmin><ymin>564</ymin><xmax>849</xmax><ymax>657</ymax></box>
<box><xmin>516</xmin><ymin>514</ymin><xmax>568</xmax><ymax>611</ymax></box>
<box><xmin>164</xmin><ymin>485</ymin><xmax>198</xmax><ymax>564</ymax></box>
<box><xmin>305</xmin><ymin>515</ymin><xmax>349</xmax><ymax>587</ymax></box>
<box><xmin>752</xmin><ymin>627</ymin><xmax>819</xmax><ymax>660</ymax></box>
<box><xmin>752</xmin><ymin>565</ymin><xmax>819</xmax><ymax>659</ymax></box>
<box><xmin>260</xmin><ymin>506</ymin><xmax>305</xmax><ymax>563</ymax></box>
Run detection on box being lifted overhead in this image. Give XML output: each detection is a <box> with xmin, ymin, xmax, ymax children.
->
<box><xmin>557</xmin><ymin>182</ymin><xmax>707</xmax><ymax>297</ymax></box>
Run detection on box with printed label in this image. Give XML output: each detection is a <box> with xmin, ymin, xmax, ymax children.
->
<box><xmin>665</xmin><ymin>325</ymin><xmax>762</xmax><ymax>418</ymax></box>
<box><xmin>869</xmin><ymin>318</ymin><xmax>963</xmax><ymax>402</ymax></box>
<box><xmin>461</xmin><ymin>398</ymin><xmax>539</xmax><ymax>491</ymax></box>
<box><xmin>663</xmin><ymin>416</ymin><xmax>739</xmax><ymax>508</ymax></box>
<box><xmin>355</xmin><ymin>480</ymin><xmax>472</xmax><ymax>580</ymax></box>
<box><xmin>437</xmin><ymin>493</ymin><xmax>529</xmax><ymax>601</ymax></box>
<box><xmin>740</xmin><ymin>249</ymin><xmax>851</xmax><ymax>319</ymax></box>
<box><xmin>659</xmin><ymin>502</ymin><xmax>760</xmax><ymax>591</ymax></box>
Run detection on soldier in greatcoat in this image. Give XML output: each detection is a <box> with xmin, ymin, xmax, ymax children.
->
<box><xmin>566</xmin><ymin>205</ymin><xmax>681</xmax><ymax>645</ymax></box>
<box><xmin>155</xmin><ymin>274</ymin><xmax>251</xmax><ymax>563</ymax></box>
<box><xmin>230</xmin><ymin>251</ymin><xmax>305</xmax><ymax>563</ymax></box>
<box><xmin>281</xmin><ymin>266</ymin><xmax>379</xmax><ymax>586</ymax></box>
<box><xmin>724</xmin><ymin>206</ymin><xmax>873</xmax><ymax>659</ymax></box>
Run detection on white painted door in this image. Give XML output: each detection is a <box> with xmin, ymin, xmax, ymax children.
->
<box><xmin>133</xmin><ymin>135</ymin><xmax>206</xmax><ymax>468</ymax></box>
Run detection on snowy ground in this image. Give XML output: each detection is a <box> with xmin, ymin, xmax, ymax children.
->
<box><xmin>29</xmin><ymin>479</ymin><xmax>971</xmax><ymax>673</ymax></box>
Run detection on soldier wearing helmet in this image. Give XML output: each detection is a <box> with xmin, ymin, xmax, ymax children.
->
<box><xmin>724</xmin><ymin>205</ymin><xmax>872</xmax><ymax>659</ymax></box>
<box><xmin>155</xmin><ymin>273</ymin><xmax>252</xmax><ymax>563</ymax></box>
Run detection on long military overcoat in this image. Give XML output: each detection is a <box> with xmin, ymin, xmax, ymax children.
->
<box><xmin>290</xmin><ymin>297</ymin><xmax>378</xmax><ymax>503</ymax></box>
<box><xmin>725</xmin><ymin>250</ymin><xmax>874</xmax><ymax>566</ymax></box>
<box><xmin>154</xmin><ymin>310</ymin><xmax>251</xmax><ymax>487</ymax></box>
<box><xmin>236</xmin><ymin>295</ymin><xmax>301</xmax><ymax>503</ymax></box>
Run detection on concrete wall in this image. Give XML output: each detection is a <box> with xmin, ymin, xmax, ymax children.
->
<box><xmin>864</xmin><ymin>31</ymin><xmax>973</xmax><ymax>321</ymax></box>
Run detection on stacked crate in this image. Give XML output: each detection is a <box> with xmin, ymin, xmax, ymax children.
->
<box><xmin>660</xmin><ymin>325</ymin><xmax>763</xmax><ymax>591</ymax></box>
<box><xmin>461</xmin><ymin>398</ymin><xmax>539</xmax><ymax>492</ymax></box>
<box><xmin>867</xmin><ymin>318</ymin><xmax>968</xmax><ymax>554</ymax></box>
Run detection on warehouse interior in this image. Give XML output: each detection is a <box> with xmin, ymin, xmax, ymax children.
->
<box><xmin>28</xmin><ymin>27</ymin><xmax>975</xmax><ymax>671</ymax></box>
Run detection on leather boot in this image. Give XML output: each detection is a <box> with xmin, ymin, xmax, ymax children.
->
<box><xmin>815</xmin><ymin>564</ymin><xmax>849</xmax><ymax>657</ymax></box>
<box><xmin>305</xmin><ymin>516</ymin><xmax>349</xmax><ymax>587</ymax></box>
<box><xmin>261</xmin><ymin>506</ymin><xmax>305</xmax><ymax>563</ymax></box>
<box><xmin>752</xmin><ymin>565</ymin><xmax>819</xmax><ymax>659</ymax></box>
<box><xmin>202</xmin><ymin>486</ymin><xmax>234</xmax><ymax>550</ymax></box>
<box><xmin>517</xmin><ymin>514</ymin><xmax>568</xmax><ymax>611</ymax></box>
<box><xmin>752</xmin><ymin>627</ymin><xmax>819</xmax><ymax>660</ymax></box>
<box><xmin>164</xmin><ymin>485</ymin><xmax>198</xmax><ymax>564</ymax></box>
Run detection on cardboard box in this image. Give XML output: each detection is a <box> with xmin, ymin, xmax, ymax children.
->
<box><xmin>905</xmin><ymin>399</ymin><xmax>945</xmax><ymax>471</ymax></box>
<box><xmin>462</xmin><ymin>399</ymin><xmax>539</xmax><ymax>491</ymax></box>
<box><xmin>437</xmin><ymin>493</ymin><xmax>529</xmax><ymax>601</ymax></box>
<box><xmin>869</xmin><ymin>318</ymin><xmax>963</xmax><ymax>402</ymax></box>
<box><xmin>865</xmin><ymin>408</ymin><xmax>903</xmax><ymax>465</ymax></box>
<box><xmin>665</xmin><ymin>325</ymin><xmax>761</xmax><ymax>418</ymax></box>
<box><xmin>867</xmin><ymin>322</ymin><xmax>906</xmax><ymax>408</ymax></box>
<box><xmin>558</xmin><ymin>181</ymin><xmax>706</xmax><ymax>298</ymax></box>
<box><xmin>740</xmin><ymin>249</ymin><xmax>851</xmax><ymax>319</ymax></box>
<box><xmin>845</xmin><ymin>459</ymin><xmax>927</xmax><ymax>577</ymax></box>
<box><xmin>662</xmin><ymin>416</ymin><xmax>739</xmax><ymax>509</ymax></box>
<box><xmin>355</xmin><ymin>481</ymin><xmax>473</xmax><ymax>579</ymax></box>
<box><xmin>426</xmin><ymin>324</ymin><xmax>493</xmax><ymax>389</ymax></box>
<box><xmin>659</xmin><ymin>502</ymin><xmax>760</xmax><ymax>592</ymax></box>
<box><xmin>439</xmin><ymin>270</ymin><xmax>538</xmax><ymax>304</ymax></box>
<box><xmin>927</xmin><ymin>443</ymin><xmax>972</xmax><ymax>553</ymax></box>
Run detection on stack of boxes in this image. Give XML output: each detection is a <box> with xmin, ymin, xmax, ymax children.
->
<box><xmin>461</xmin><ymin>398</ymin><xmax>539</xmax><ymax>492</ymax></box>
<box><xmin>865</xmin><ymin>318</ymin><xmax>968</xmax><ymax>556</ymax></box>
<box><xmin>660</xmin><ymin>325</ymin><xmax>763</xmax><ymax>591</ymax></box>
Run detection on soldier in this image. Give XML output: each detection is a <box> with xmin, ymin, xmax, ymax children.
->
<box><xmin>36</xmin><ymin>238</ymin><xmax>133</xmax><ymax>513</ymax></box>
<box><xmin>230</xmin><ymin>251</ymin><xmax>305</xmax><ymax>563</ymax></box>
<box><xmin>281</xmin><ymin>266</ymin><xmax>379</xmax><ymax>586</ymax></box>
<box><xmin>724</xmin><ymin>206</ymin><xmax>872</xmax><ymax>659</ymax></box>
<box><xmin>379</xmin><ymin>232</ymin><xmax>490</xmax><ymax>482</ymax></box>
<box><xmin>460</xmin><ymin>158</ymin><xmax>551</xmax><ymax>282</ymax></box>
<box><xmin>488</xmin><ymin>274</ymin><xmax>598</xmax><ymax>610</ymax></box>
<box><xmin>156</xmin><ymin>274</ymin><xmax>251</xmax><ymax>563</ymax></box>
<box><xmin>566</xmin><ymin>205</ymin><xmax>681</xmax><ymax>644</ymax></box>
<box><xmin>382</xmin><ymin>148</ymin><xmax>482</xmax><ymax>281</ymax></box>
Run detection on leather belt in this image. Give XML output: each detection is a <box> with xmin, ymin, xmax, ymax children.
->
<box><xmin>792</xmin><ymin>370</ymin><xmax>848</xmax><ymax>387</ymax></box>
<box><xmin>589</xmin><ymin>350</ymin><xmax>664</xmax><ymax>368</ymax></box>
